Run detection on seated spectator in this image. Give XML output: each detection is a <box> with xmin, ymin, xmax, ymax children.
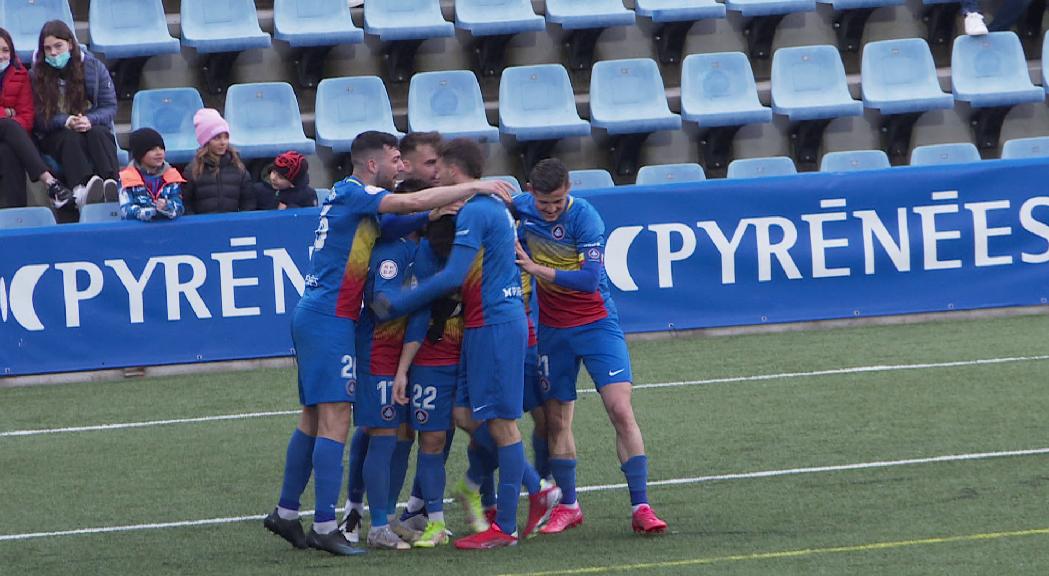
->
<box><xmin>119</xmin><ymin>128</ymin><xmax>184</xmax><ymax>222</ymax></box>
<box><xmin>961</xmin><ymin>0</ymin><xmax>1035</xmax><ymax>35</ymax></box>
<box><xmin>181</xmin><ymin>108</ymin><xmax>255</xmax><ymax>214</ymax></box>
<box><xmin>0</xmin><ymin>26</ymin><xmax>70</xmax><ymax>208</ymax></box>
<box><xmin>962</xmin><ymin>0</ymin><xmax>989</xmax><ymax>35</ymax></box>
<box><xmin>31</xmin><ymin>20</ymin><xmax>119</xmax><ymax>222</ymax></box>
<box><xmin>262</xmin><ymin>151</ymin><xmax>317</xmax><ymax>210</ymax></box>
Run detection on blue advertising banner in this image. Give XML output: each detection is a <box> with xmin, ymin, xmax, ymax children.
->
<box><xmin>2</xmin><ymin>158</ymin><xmax>1048</xmax><ymax>376</ymax></box>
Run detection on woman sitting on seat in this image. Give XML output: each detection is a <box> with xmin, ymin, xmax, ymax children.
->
<box><xmin>181</xmin><ymin>108</ymin><xmax>255</xmax><ymax>214</ymax></box>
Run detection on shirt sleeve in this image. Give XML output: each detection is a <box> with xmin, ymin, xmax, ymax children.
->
<box><xmin>452</xmin><ymin>200</ymin><xmax>485</xmax><ymax>251</ymax></box>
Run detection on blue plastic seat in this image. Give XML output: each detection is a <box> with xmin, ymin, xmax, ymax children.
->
<box><xmin>116</xmin><ymin>135</ymin><xmax>129</xmax><ymax>166</ymax></box>
<box><xmin>724</xmin><ymin>0</ymin><xmax>816</xmax><ymax>17</ymax></box>
<box><xmin>3</xmin><ymin>0</ymin><xmax>75</xmax><ymax>62</ymax></box>
<box><xmin>482</xmin><ymin>175</ymin><xmax>523</xmax><ymax>195</ymax></box>
<box><xmin>909</xmin><ymin>142</ymin><xmax>981</xmax><ymax>165</ymax></box>
<box><xmin>408</xmin><ymin>70</ymin><xmax>500</xmax><ymax>141</ymax></box>
<box><xmin>132</xmin><ymin>88</ymin><xmax>206</xmax><ymax>165</ymax></box>
<box><xmin>273</xmin><ymin>0</ymin><xmax>364</xmax><ymax>48</ymax></box>
<box><xmin>89</xmin><ymin>0</ymin><xmax>179</xmax><ymax>60</ymax></box>
<box><xmin>180</xmin><ymin>0</ymin><xmax>271</xmax><ymax>53</ymax></box>
<box><xmin>681</xmin><ymin>52</ymin><xmax>773</xmax><ymax>128</ymax></box>
<box><xmin>1001</xmin><ymin>136</ymin><xmax>1049</xmax><ymax>159</ymax></box>
<box><xmin>315</xmin><ymin>76</ymin><xmax>402</xmax><ymax>154</ymax></box>
<box><xmin>225</xmin><ymin>82</ymin><xmax>316</xmax><ymax>160</ymax></box>
<box><xmin>862</xmin><ymin>38</ymin><xmax>954</xmax><ymax>115</ymax></box>
<box><xmin>569</xmin><ymin>169</ymin><xmax>615</xmax><ymax>190</ymax></box>
<box><xmin>545</xmin><ymin>0</ymin><xmax>636</xmax><ymax>29</ymax></box>
<box><xmin>772</xmin><ymin>45</ymin><xmax>864</xmax><ymax>122</ymax></box>
<box><xmin>78</xmin><ymin>202</ymin><xmax>121</xmax><ymax>223</ymax></box>
<box><xmin>818</xmin><ymin>0</ymin><xmax>903</xmax><ymax>8</ymax></box>
<box><xmin>727</xmin><ymin>156</ymin><xmax>797</xmax><ymax>178</ymax></box>
<box><xmin>1043</xmin><ymin>30</ymin><xmax>1049</xmax><ymax>97</ymax></box>
<box><xmin>364</xmin><ymin>0</ymin><xmax>455</xmax><ymax>41</ymax></box>
<box><xmin>820</xmin><ymin>150</ymin><xmax>891</xmax><ymax>171</ymax></box>
<box><xmin>951</xmin><ymin>32</ymin><xmax>1043</xmax><ymax>108</ymax></box>
<box><xmin>0</xmin><ymin>207</ymin><xmax>56</xmax><ymax>229</ymax></box>
<box><xmin>499</xmin><ymin>64</ymin><xmax>590</xmax><ymax>142</ymax></box>
<box><xmin>636</xmin><ymin>163</ymin><xmax>706</xmax><ymax>185</ymax></box>
<box><xmin>456</xmin><ymin>0</ymin><xmax>545</xmax><ymax>36</ymax></box>
<box><xmin>635</xmin><ymin>0</ymin><xmax>726</xmax><ymax>21</ymax></box>
<box><xmin>590</xmin><ymin>58</ymin><xmax>681</xmax><ymax>135</ymax></box>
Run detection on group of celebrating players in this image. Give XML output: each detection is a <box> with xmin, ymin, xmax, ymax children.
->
<box><xmin>263</xmin><ymin>129</ymin><xmax>666</xmax><ymax>555</ymax></box>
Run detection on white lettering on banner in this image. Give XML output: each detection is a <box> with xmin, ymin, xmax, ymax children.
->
<box><xmin>605</xmin><ymin>226</ymin><xmax>643</xmax><ymax>292</ymax></box>
<box><xmin>913</xmin><ymin>191</ymin><xmax>963</xmax><ymax>270</ymax></box>
<box><xmin>648</xmin><ymin>223</ymin><xmax>696</xmax><ymax>288</ymax></box>
<box><xmin>158</xmin><ymin>255</ymin><xmax>212</xmax><ymax>321</ymax></box>
<box><xmin>1020</xmin><ymin>197</ymin><xmax>1049</xmax><ymax>264</ymax></box>
<box><xmin>853</xmin><ymin>208</ymin><xmax>910</xmax><ymax>275</ymax></box>
<box><xmin>801</xmin><ymin>203</ymin><xmax>850</xmax><ymax>279</ymax></box>
<box><xmin>264</xmin><ymin>248</ymin><xmax>306</xmax><ymax>315</ymax></box>
<box><xmin>965</xmin><ymin>201</ymin><xmax>1013</xmax><ymax>267</ymax></box>
<box><xmin>696</xmin><ymin>220</ymin><xmax>748</xmax><ymax>285</ymax></box>
<box><xmin>750</xmin><ymin>216</ymin><xmax>802</xmax><ymax>282</ymax></box>
<box><xmin>211</xmin><ymin>237</ymin><xmax>261</xmax><ymax>318</ymax></box>
<box><xmin>3</xmin><ymin>264</ymin><xmax>49</xmax><ymax>331</ymax></box>
<box><xmin>54</xmin><ymin>262</ymin><xmax>104</xmax><ymax>328</ymax></box>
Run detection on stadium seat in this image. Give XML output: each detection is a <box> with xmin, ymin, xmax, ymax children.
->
<box><xmin>772</xmin><ymin>45</ymin><xmax>863</xmax><ymax>170</ymax></box>
<box><xmin>272</xmin><ymin>0</ymin><xmax>365</xmax><ymax>88</ymax></box>
<box><xmin>569</xmin><ymin>169</ymin><xmax>615</xmax><ymax>190</ymax></box>
<box><xmin>590</xmin><ymin>58</ymin><xmax>681</xmax><ymax>177</ymax></box>
<box><xmin>723</xmin><ymin>0</ymin><xmax>816</xmax><ymax>59</ymax></box>
<box><xmin>364</xmin><ymin>0</ymin><xmax>455</xmax><ymax>82</ymax></box>
<box><xmin>820</xmin><ymin>149</ymin><xmax>891</xmax><ymax>171</ymax></box>
<box><xmin>180</xmin><ymin>0</ymin><xmax>272</xmax><ymax>94</ymax></box>
<box><xmin>315</xmin><ymin>76</ymin><xmax>403</xmax><ymax>157</ymax></box>
<box><xmin>861</xmin><ymin>38</ymin><xmax>954</xmax><ymax>164</ymax></box>
<box><xmin>499</xmin><ymin>64</ymin><xmax>590</xmax><ymax>172</ymax></box>
<box><xmin>634</xmin><ymin>0</ymin><xmax>726</xmax><ymax>64</ymax></box>
<box><xmin>408</xmin><ymin>70</ymin><xmax>500</xmax><ymax>142</ymax></box>
<box><xmin>132</xmin><ymin>88</ymin><xmax>206</xmax><ymax>165</ymax></box>
<box><xmin>909</xmin><ymin>142</ymin><xmax>981</xmax><ymax>165</ymax></box>
<box><xmin>315</xmin><ymin>188</ymin><xmax>332</xmax><ymax>205</ymax></box>
<box><xmin>544</xmin><ymin>0</ymin><xmax>636</xmax><ymax>70</ymax></box>
<box><xmin>952</xmin><ymin>32</ymin><xmax>1044</xmax><ymax>151</ymax></box>
<box><xmin>681</xmin><ymin>52</ymin><xmax>773</xmax><ymax>176</ymax></box>
<box><xmin>455</xmin><ymin>0</ymin><xmax>545</xmax><ymax>77</ymax></box>
<box><xmin>78</xmin><ymin>202</ymin><xmax>121</xmax><ymax>223</ymax></box>
<box><xmin>726</xmin><ymin>156</ymin><xmax>797</xmax><ymax>178</ymax></box>
<box><xmin>921</xmin><ymin>0</ymin><xmax>962</xmax><ymax>50</ymax></box>
<box><xmin>3</xmin><ymin>0</ymin><xmax>75</xmax><ymax>63</ymax></box>
<box><xmin>89</xmin><ymin>0</ymin><xmax>180</xmax><ymax>99</ymax></box>
<box><xmin>0</xmin><ymin>207</ymin><xmax>56</xmax><ymax>229</ymax></box>
<box><xmin>225</xmin><ymin>82</ymin><xmax>316</xmax><ymax>162</ymax></box>
<box><xmin>817</xmin><ymin>0</ymin><xmax>905</xmax><ymax>53</ymax></box>
<box><xmin>1001</xmin><ymin>136</ymin><xmax>1049</xmax><ymax>159</ymax></box>
<box><xmin>482</xmin><ymin>175</ymin><xmax>523</xmax><ymax>195</ymax></box>
<box><xmin>636</xmin><ymin>163</ymin><xmax>706</xmax><ymax>186</ymax></box>
<box><xmin>116</xmin><ymin>136</ymin><xmax>129</xmax><ymax>167</ymax></box>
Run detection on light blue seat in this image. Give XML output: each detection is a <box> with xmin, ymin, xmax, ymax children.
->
<box><xmin>482</xmin><ymin>175</ymin><xmax>523</xmax><ymax>195</ymax></box>
<box><xmin>544</xmin><ymin>0</ymin><xmax>636</xmax><ymax>29</ymax></box>
<box><xmin>590</xmin><ymin>58</ymin><xmax>681</xmax><ymax>135</ymax></box>
<box><xmin>499</xmin><ymin>64</ymin><xmax>590</xmax><ymax>142</ymax></box>
<box><xmin>89</xmin><ymin>0</ymin><xmax>179</xmax><ymax>60</ymax></box>
<box><xmin>132</xmin><ymin>88</ymin><xmax>206</xmax><ymax>165</ymax></box>
<box><xmin>0</xmin><ymin>207</ymin><xmax>56</xmax><ymax>229</ymax></box>
<box><xmin>681</xmin><ymin>52</ymin><xmax>772</xmax><ymax>128</ymax></box>
<box><xmin>1001</xmin><ymin>136</ymin><xmax>1049</xmax><ymax>159</ymax></box>
<box><xmin>635</xmin><ymin>0</ymin><xmax>726</xmax><ymax>21</ymax></box>
<box><xmin>315</xmin><ymin>188</ymin><xmax>332</xmax><ymax>205</ymax></box>
<box><xmin>910</xmin><ymin>142</ymin><xmax>981</xmax><ymax>165</ymax></box>
<box><xmin>818</xmin><ymin>0</ymin><xmax>903</xmax><ymax>7</ymax></box>
<box><xmin>636</xmin><ymin>163</ymin><xmax>706</xmax><ymax>185</ymax></box>
<box><xmin>225</xmin><ymin>82</ymin><xmax>315</xmax><ymax>160</ymax></box>
<box><xmin>727</xmin><ymin>156</ymin><xmax>797</xmax><ymax>178</ymax></box>
<box><xmin>3</xmin><ymin>0</ymin><xmax>75</xmax><ymax>62</ymax></box>
<box><xmin>862</xmin><ymin>38</ymin><xmax>954</xmax><ymax>115</ymax></box>
<box><xmin>1043</xmin><ymin>30</ymin><xmax>1049</xmax><ymax>97</ymax></box>
<box><xmin>771</xmin><ymin>45</ymin><xmax>864</xmax><ymax>121</ymax></box>
<box><xmin>273</xmin><ymin>0</ymin><xmax>364</xmax><ymax>47</ymax></box>
<box><xmin>569</xmin><ymin>169</ymin><xmax>615</xmax><ymax>190</ymax></box>
<box><xmin>116</xmin><ymin>136</ymin><xmax>129</xmax><ymax>166</ymax></box>
<box><xmin>315</xmin><ymin>76</ymin><xmax>402</xmax><ymax>154</ymax></box>
<box><xmin>456</xmin><ymin>0</ymin><xmax>545</xmax><ymax>36</ymax></box>
<box><xmin>820</xmin><ymin>150</ymin><xmax>891</xmax><ymax>171</ymax></box>
<box><xmin>724</xmin><ymin>0</ymin><xmax>816</xmax><ymax>17</ymax></box>
<box><xmin>951</xmin><ymin>32</ymin><xmax>1043</xmax><ymax>108</ymax></box>
<box><xmin>78</xmin><ymin>202</ymin><xmax>121</xmax><ymax>223</ymax></box>
<box><xmin>364</xmin><ymin>0</ymin><xmax>455</xmax><ymax>41</ymax></box>
<box><xmin>408</xmin><ymin>70</ymin><xmax>500</xmax><ymax>142</ymax></box>
<box><xmin>180</xmin><ymin>0</ymin><xmax>271</xmax><ymax>53</ymax></box>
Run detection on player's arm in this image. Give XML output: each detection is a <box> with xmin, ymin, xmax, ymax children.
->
<box><xmin>515</xmin><ymin>242</ymin><xmax>601</xmax><ymax>293</ymax></box>
<box><xmin>372</xmin><ymin>244</ymin><xmax>478</xmax><ymax>320</ymax></box>
<box><xmin>392</xmin><ymin>337</ymin><xmax>422</xmax><ymax>405</ymax></box>
<box><xmin>377</xmin><ymin>180</ymin><xmax>512</xmax><ymax>214</ymax></box>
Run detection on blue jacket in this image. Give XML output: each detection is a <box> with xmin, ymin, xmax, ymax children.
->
<box><xmin>119</xmin><ymin>164</ymin><xmax>185</xmax><ymax>221</ymax></box>
<box><xmin>31</xmin><ymin>50</ymin><xmax>117</xmax><ymax>136</ymax></box>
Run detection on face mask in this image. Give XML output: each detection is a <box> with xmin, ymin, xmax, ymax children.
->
<box><xmin>45</xmin><ymin>51</ymin><xmax>70</xmax><ymax>69</ymax></box>
<box><xmin>0</xmin><ymin>60</ymin><xmax>9</xmax><ymax>73</ymax></box>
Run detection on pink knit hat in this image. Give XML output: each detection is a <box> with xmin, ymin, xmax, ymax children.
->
<box><xmin>193</xmin><ymin>108</ymin><xmax>230</xmax><ymax>147</ymax></box>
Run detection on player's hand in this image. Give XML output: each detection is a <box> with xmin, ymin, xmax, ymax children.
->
<box><xmin>515</xmin><ymin>241</ymin><xmax>540</xmax><ymax>275</ymax></box>
<box><xmin>371</xmin><ymin>293</ymin><xmax>394</xmax><ymax>321</ymax></box>
<box><xmin>474</xmin><ymin>179</ymin><xmax>514</xmax><ymax>205</ymax></box>
<box><xmin>392</xmin><ymin>372</ymin><xmax>409</xmax><ymax>405</ymax></box>
<box><xmin>429</xmin><ymin>199</ymin><xmax>464</xmax><ymax>221</ymax></box>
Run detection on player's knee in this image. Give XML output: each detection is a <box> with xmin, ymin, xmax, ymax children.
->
<box><xmin>419</xmin><ymin>431</ymin><xmax>446</xmax><ymax>453</ymax></box>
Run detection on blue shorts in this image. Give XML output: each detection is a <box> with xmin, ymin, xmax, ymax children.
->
<box><xmin>538</xmin><ymin>317</ymin><xmax>633</xmax><ymax>403</ymax></box>
<box><xmin>409</xmin><ymin>364</ymin><xmax>457</xmax><ymax>432</ymax></box>
<box><xmin>291</xmin><ymin>306</ymin><xmax>357</xmax><ymax>406</ymax></box>
<box><xmin>454</xmin><ymin>359</ymin><xmax>470</xmax><ymax>408</ymax></box>
<box><xmin>460</xmin><ymin>316</ymin><xmax>527</xmax><ymax>421</ymax></box>
<box><xmin>354</xmin><ymin>373</ymin><xmax>409</xmax><ymax>429</ymax></box>
<box><xmin>522</xmin><ymin>344</ymin><xmax>542</xmax><ymax>413</ymax></box>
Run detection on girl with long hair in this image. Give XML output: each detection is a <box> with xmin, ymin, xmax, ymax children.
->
<box><xmin>180</xmin><ymin>108</ymin><xmax>255</xmax><ymax>213</ymax></box>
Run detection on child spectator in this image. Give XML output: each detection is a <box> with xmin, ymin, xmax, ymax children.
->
<box><xmin>269</xmin><ymin>151</ymin><xmax>317</xmax><ymax>209</ymax></box>
<box><xmin>119</xmin><ymin>128</ymin><xmax>184</xmax><ymax>222</ymax></box>
<box><xmin>181</xmin><ymin>108</ymin><xmax>255</xmax><ymax>214</ymax></box>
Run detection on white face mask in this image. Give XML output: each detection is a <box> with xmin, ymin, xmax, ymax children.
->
<box><xmin>0</xmin><ymin>60</ymin><xmax>9</xmax><ymax>73</ymax></box>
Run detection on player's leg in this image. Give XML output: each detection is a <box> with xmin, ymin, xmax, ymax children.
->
<box><xmin>524</xmin><ymin>344</ymin><xmax>552</xmax><ymax>481</ymax></box>
<box><xmin>537</xmin><ymin>325</ymin><xmax>585</xmax><ymax>535</ymax></box>
<box><xmin>265</xmin><ymin>406</ymin><xmax>318</xmax><ymax>549</ymax></box>
<box><xmin>340</xmin><ymin>426</ymin><xmax>368</xmax><ymax>542</ymax></box>
<box><xmin>386</xmin><ymin>423</ymin><xmax>416</xmax><ymax>541</ymax></box>
<box><xmin>308</xmin><ymin>401</ymin><xmax>364</xmax><ymax>552</ymax></box>
<box><xmin>413</xmin><ymin>430</ymin><xmax>449</xmax><ymax>547</ymax></box>
<box><xmin>451</xmin><ymin>366</ymin><xmax>491</xmax><ymax>534</ymax></box>
<box><xmin>358</xmin><ymin>375</ymin><xmax>411</xmax><ymax>550</ymax></box>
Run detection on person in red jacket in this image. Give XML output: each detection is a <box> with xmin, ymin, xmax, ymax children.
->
<box><xmin>0</xmin><ymin>27</ymin><xmax>70</xmax><ymax>209</ymax></box>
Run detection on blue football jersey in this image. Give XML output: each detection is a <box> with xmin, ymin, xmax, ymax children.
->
<box><xmin>357</xmin><ymin>238</ymin><xmax>416</xmax><ymax>376</ymax></box>
<box><xmin>454</xmin><ymin>194</ymin><xmax>525</xmax><ymax>328</ymax></box>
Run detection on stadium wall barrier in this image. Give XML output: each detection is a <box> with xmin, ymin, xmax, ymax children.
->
<box><xmin>2</xmin><ymin>159</ymin><xmax>1048</xmax><ymax>376</ymax></box>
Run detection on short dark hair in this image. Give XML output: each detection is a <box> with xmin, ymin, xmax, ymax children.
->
<box><xmin>350</xmin><ymin>131</ymin><xmax>399</xmax><ymax>161</ymax></box>
<box><xmin>528</xmin><ymin>158</ymin><xmax>569</xmax><ymax>194</ymax></box>
<box><xmin>395</xmin><ymin>178</ymin><xmax>432</xmax><ymax>194</ymax></box>
<box><xmin>438</xmin><ymin>138</ymin><xmax>484</xmax><ymax>180</ymax></box>
<box><xmin>400</xmin><ymin>132</ymin><xmax>442</xmax><ymax>155</ymax></box>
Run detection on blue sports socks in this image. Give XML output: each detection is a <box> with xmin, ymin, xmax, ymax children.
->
<box><xmin>277</xmin><ymin>428</ymin><xmax>316</xmax><ymax>515</ymax></box>
<box><xmin>532</xmin><ymin>432</ymin><xmax>551</xmax><ymax>479</ymax></box>
<box><xmin>363</xmin><ymin>435</ymin><xmax>396</xmax><ymax>527</ymax></box>
<box><xmin>495</xmin><ymin>442</ymin><xmax>526</xmax><ymax>534</ymax></box>
<box><xmin>312</xmin><ymin>437</ymin><xmax>346</xmax><ymax>531</ymax></box>
<box><xmin>347</xmin><ymin>427</ymin><xmax>368</xmax><ymax>505</ymax></box>
<box><xmin>621</xmin><ymin>455</ymin><xmax>649</xmax><ymax>507</ymax></box>
<box><xmin>549</xmin><ymin>458</ymin><xmax>578</xmax><ymax>506</ymax></box>
<box><xmin>387</xmin><ymin>439</ymin><xmax>413</xmax><ymax>517</ymax></box>
<box><xmin>417</xmin><ymin>452</ymin><xmax>446</xmax><ymax>520</ymax></box>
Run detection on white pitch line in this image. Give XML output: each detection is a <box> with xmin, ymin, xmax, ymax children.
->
<box><xmin>3</xmin><ymin>354</ymin><xmax>1048</xmax><ymax>439</ymax></box>
<box><xmin>2</xmin><ymin>446</ymin><xmax>1047</xmax><ymax>542</ymax></box>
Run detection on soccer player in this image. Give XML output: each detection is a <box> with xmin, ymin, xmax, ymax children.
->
<box><xmin>513</xmin><ymin>158</ymin><xmax>668</xmax><ymax>535</ymax></box>
<box><xmin>263</xmin><ymin>131</ymin><xmax>513</xmax><ymax>556</ymax></box>
<box><xmin>399</xmin><ymin>131</ymin><xmax>441</xmax><ymax>187</ymax></box>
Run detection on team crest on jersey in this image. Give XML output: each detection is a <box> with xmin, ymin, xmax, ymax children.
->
<box><xmin>381</xmin><ymin>405</ymin><xmax>396</xmax><ymax>421</ymax></box>
<box><xmin>378</xmin><ymin>260</ymin><xmax>399</xmax><ymax>280</ymax></box>
<box><xmin>415</xmin><ymin>409</ymin><xmax>429</xmax><ymax>424</ymax></box>
<box><xmin>587</xmin><ymin>247</ymin><xmax>601</xmax><ymax>261</ymax></box>
<box><xmin>346</xmin><ymin>379</ymin><xmax>357</xmax><ymax>396</ymax></box>
<box><xmin>551</xmin><ymin>225</ymin><xmax>566</xmax><ymax>240</ymax></box>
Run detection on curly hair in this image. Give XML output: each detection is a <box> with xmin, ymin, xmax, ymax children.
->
<box><xmin>32</xmin><ymin>20</ymin><xmax>85</xmax><ymax>122</ymax></box>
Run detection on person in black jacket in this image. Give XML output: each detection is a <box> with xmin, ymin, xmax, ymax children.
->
<box><xmin>255</xmin><ymin>150</ymin><xmax>317</xmax><ymax>210</ymax></box>
<box><xmin>181</xmin><ymin>108</ymin><xmax>254</xmax><ymax>214</ymax></box>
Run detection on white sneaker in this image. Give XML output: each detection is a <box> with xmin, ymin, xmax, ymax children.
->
<box><xmin>367</xmin><ymin>525</ymin><xmax>411</xmax><ymax>550</ymax></box>
<box><xmin>102</xmin><ymin>179</ymin><xmax>119</xmax><ymax>203</ymax></box>
<box><xmin>964</xmin><ymin>12</ymin><xmax>989</xmax><ymax>36</ymax></box>
<box><xmin>77</xmin><ymin>175</ymin><xmax>104</xmax><ymax>209</ymax></box>
<box><xmin>348</xmin><ymin>0</ymin><xmax>364</xmax><ymax>7</ymax></box>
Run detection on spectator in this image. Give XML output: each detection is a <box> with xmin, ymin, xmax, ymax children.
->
<box><xmin>31</xmin><ymin>20</ymin><xmax>119</xmax><ymax>222</ymax></box>
<box><xmin>181</xmin><ymin>108</ymin><xmax>255</xmax><ymax>214</ymax></box>
<box><xmin>0</xmin><ymin>26</ymin><xmax>70</xmax><ymax>209</ymax></box>
<box><xmin>119</xmin><ymin>128</ymin><xmax>184</xmax><ymax>222</ymax></box>
<box><xmin>267</xmin><ymin>151</ymin><xmax>317</xmax><ymax>210</ymax></box>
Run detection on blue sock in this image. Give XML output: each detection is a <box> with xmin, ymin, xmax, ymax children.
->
<box><xmin>443</xmin><ymin>427</ymin><xmax>456</xmax><ymax>461</ymax></box>
<box><xmin>417</xmin><ymin>452</ymin><xmax>446</xmax><ymax>514</ymax></box>
<box><xmin>532</xmin><ymin>433</ymin><xmax>551</xmax><ymax>479</ymax></box>
<box><xmin>387</xmin><ymin>439</ymin><xmax>413</xmax><ymax>515</ymax></box>
<box><xmin>363</xmin><ymin>435</ymin><xmax>396</xmax><ymax>527</ymax></box>
<box><xmin>472</xmin><ymin>425</ymin><xmax>499</xmax><ymax>506</ymax></box>
<box><xmin>480</xmin><ymin>469</ymin><xmax>497</xmax><ymax>508</ymax></box>
<box><xmin>621</xmin><ymin>455</ymin><xmax>649</xmax><ymax>506</ymax></box>
<box><xmin>550</xmin><ymin>458</ymin><xmax>577</xmax><ymax>505</ymax></box>
<box><xmin>277</xmin><ymin>428</ymin><xmax>316</xmax><ymax>511</ymax></box>
<box><xmin>347</xmin><ymin>428</ymin><xmax>369</xmax><ymax>504</ymax></box>
<box><xmin>312</xmin><ymin>437</ymin><xmax>345</xmax><ymax>524</ymax></box>
<box><xmin>496</xmin><ymin>442</ymin><xmax>526</xmax><ymax>534</ymax></box>
<box><xmin>522</xmin><ymin>462</ymin><xmax>541</xmax><ymax>495</ymax></box>
<box><xmin>409</xmin><ymin>430</ymin><xmax>450</xmax><ymax>507</ymax></box>
<box><xmin>466</xmin><ymin>444</ymin><xmax>487</xmax><ymax>487</ymax></box>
